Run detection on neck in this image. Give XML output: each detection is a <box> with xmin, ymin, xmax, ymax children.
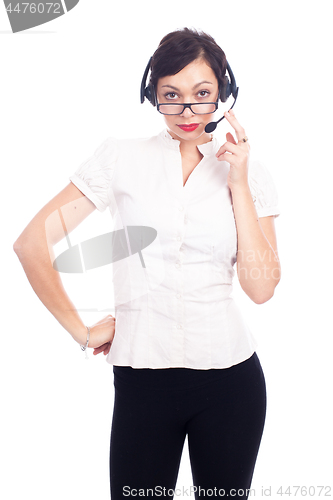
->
<box><xmin>167</xmin><ymin>128</ymin><xmax>213</xmax><ymax>155</ymax></box>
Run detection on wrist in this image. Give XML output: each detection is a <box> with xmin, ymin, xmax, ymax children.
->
<box><xmin>73</xmin><ymin>324</ymin><xmax>91</xmax><ymax>347</ymax></box>
<box><xmin>79</xmin><ymin>325</ymin><xmax>91</xmax><ymax>361</ymax></box>
<box><xmin>80</xmin><ymin>326</ymin><xmax>90</xmax><ymax>350</ymax></box>
<box><xmin>229</xmin><ymin>181</ymin><xmax>251</xmax><ymax>197</ymax></box>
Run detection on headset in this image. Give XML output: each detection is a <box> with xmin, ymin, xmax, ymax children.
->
<box><xmin>140</xmin><ymin>56</ymin><xmax>239</xmax><ymax>133</ymax></box>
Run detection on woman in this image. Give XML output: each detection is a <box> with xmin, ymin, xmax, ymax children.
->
<box><xmin>14</xmin><ymin>28</ymin><xmax>281</xmax><ymax>500</ymax></box>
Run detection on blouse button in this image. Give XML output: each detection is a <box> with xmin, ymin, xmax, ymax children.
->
<box><xmin>176</xmin><ymin>236</ymin><xmax>181</xmax><ymax>241</ymax></box>
<box><xmin>175</xmin><ymin>263</ymin><xmax>180</xmax><ymax>268</ymax></box>
<box><xmin>177</xmin><ymin>324</ymin><xmax>183</xmax><ymax>329</ymax></box>
<box><xmin>176</xmin><ymin>293</ymin><xmax>181</xmax><ymax>299</ymax></box>
<box><xmin>179</xmin><ymin>205</ymin><xmax>184</xmax><ymax>211</ymax></box>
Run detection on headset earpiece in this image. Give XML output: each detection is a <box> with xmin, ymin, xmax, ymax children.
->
<box><xmin>140</xmin><ymin>56</ymin><xmax>152</xmax><ymax>104</ymax></box>
<box><xmin>219</xmin><ymin>75</ymin><xmax>230</xmax><ymax>103</ymax></box>
<box><xmin>144</xmin><ymin>85</ymin><xmax>153</xmax><ymax>104</ymax></box>
<box><xmin>140</xmin><ymin>56</ymin><xmax>157</xmax><ymax>106</ymax></box>
<box><xmin>224</xmin><ymin>61</ymin><xmax>237</xmax><ymax>102</ymax></box>
<box><xmin>148</xmin><ymin>84</ymin><xmax>157</xmax><ymax>107</ymax></box>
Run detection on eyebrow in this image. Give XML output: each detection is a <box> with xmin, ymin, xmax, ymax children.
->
<box><xmin>161</xmin><ymin>81</ymin><xmax>213</xmax><ymax>91</ymax></box>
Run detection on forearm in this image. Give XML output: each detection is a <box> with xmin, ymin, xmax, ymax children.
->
<box><xmin>231</xmin><ymin>184</ymin><xmax>281</xmax><ymax>303</ymax></box>
<box><xmin>14</xmin><ymin>240</ymin><xmax>88</xmax><ymax>345</ymax></box>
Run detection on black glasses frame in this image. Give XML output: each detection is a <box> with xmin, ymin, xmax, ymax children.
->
<box><xmin>157</xmin><ymin>101</ymin><xmax>219</xmax><ymax>116</ymax></box>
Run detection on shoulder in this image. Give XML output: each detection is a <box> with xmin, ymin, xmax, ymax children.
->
<box><xmin>248</xmin><ymin>158</ymin><xmax>275</xmax><ymax>182</ymax></box>
<box><xmin>101</xmin><ymin>133</ymin><xmax>165</xmax><ymax>163</ymax></box>
<box><xmin>247</xmin><ymin>158</ymin><xmax>280</xmax><ymax>218</ymax></box>
<box><xmin>248</xmin><ymin>158</ymin><xmax>278</xmax><ymax>195</ymax></box>
<box><xmin>114</xmin><ymin>133</ymin><xmax>163</xmax><ymax>152</ymax></box>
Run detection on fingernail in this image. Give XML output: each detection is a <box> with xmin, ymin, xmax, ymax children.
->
<box><xmin>225</xmin><ymin>111</ymin><xmax>230</xmax><ymax>117</ymax></box>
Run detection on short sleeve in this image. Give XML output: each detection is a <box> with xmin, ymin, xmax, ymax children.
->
<box><xmin>248</xmin><ymin>160</ymin><xmax>280</xmax><ymax>218</ymax></box>
<box><xmin>69</xmin><ymin>137</ymin><xmax>118</xmax><ymax>212</ymax></box>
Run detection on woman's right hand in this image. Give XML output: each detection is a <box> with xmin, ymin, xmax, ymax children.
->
<box><xmin>87</xmin><ymin>314</ymin><xmax>116</xmax><ymax>356</ymax></box>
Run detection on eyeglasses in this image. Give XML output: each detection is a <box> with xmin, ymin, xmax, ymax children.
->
<box><xmin>157</xmin><ymin>101</ymin><xmax>219</xmax><ymax>116</ymax></box>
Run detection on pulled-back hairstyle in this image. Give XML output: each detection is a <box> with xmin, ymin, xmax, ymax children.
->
<box><xmin>149</xmin><ymin>27</ymin><xmax>227</xmax><ymax>105</ymax></box>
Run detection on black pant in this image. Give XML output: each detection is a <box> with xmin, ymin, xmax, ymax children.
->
<box><xmin>110</xmin><ymin>352</ymin><xmax>266</xmax><ymax>499</ymax></box>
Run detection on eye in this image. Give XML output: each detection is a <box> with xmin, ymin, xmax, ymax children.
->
<box><xmin>198</xmin><ymin>90</ymin><xmax>210</xmax><ymax>98</ymax></box>
<box><xmin>164</xmin><ymin>92</ymin><xmax>179</xmax><ymax>100</ymax></box>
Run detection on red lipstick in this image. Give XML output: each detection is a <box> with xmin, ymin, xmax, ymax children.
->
<box><xmin>177</xmin><ymin>123</ymin><xmax>199</xmax><ymax>132</ymax></box>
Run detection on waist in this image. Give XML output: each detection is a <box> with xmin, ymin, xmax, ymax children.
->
<box><xmin>113</xmin><ymin>352</ymin><xmax>257</xmax><ymax>391</ymax></box>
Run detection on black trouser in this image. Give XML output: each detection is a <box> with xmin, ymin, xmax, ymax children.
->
<box><xmin>110</xmin><ymin>352</ymin><xmax>266</xmax><ymax>499</ymax></box>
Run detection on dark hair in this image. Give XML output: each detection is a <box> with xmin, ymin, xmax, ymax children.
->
<box><xmin>149</xmin><ymin>27</ymin><xmax>227</xmax><ymax>105</ymax></box>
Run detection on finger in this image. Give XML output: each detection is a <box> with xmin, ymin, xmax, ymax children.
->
<box><xmin>104</xmin><ymin>344</ymin><xmax>111</xmax><ymax>355</ymax></box>
<box><xmin>226</xmin><ymin>132</ymin><xmax>236</xmax><ymax>145</ymax></box>
<box><xmin>93</xmin><ymin>347</ymin><xmax>103</xmax><ymax>355</ymax></box>
<box><xmin>216</xmin><ymin>153</ymin><xmax>233</xmax><ymax>163</ymax></box>
<box><xmin>216</xmin><ymin>141</ymin><xmax>239</xmax><ymax>158</ymax></box>
<box><xmin>224</xmin><ymin>109</ymin><xmax>246</xmax><ymax>142</ymax></box>
<box><xmin>93</xmin><ymin>344</ymin><xmax>107</xmax><ymax>355</ymax></box>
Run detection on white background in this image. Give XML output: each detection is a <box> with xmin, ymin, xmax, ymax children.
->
<box><xmin>2</xmin><ymin>0</ymin><xmax>333</xmax><ymax>498</ymax></box>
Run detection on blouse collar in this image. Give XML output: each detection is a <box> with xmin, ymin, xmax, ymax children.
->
<box><xmin>158</xmin><ymin>128</ymin><xmax>220</xmax><ymax>156</ymax></box>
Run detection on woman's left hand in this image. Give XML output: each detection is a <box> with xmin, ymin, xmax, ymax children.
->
<box><xmin>215</xmin><ymin>109</ymin><xmax>250</xmax><ymax>192</ymax></box>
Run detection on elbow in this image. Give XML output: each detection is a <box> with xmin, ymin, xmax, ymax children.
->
<box><xmin>252</xmin><ymin>292</ymin><xmax>274</xmax><ymax>305</ymax></box>
<box><xmin>13</xmin><ymin>238</ymin><xmax>32</xmax><ymax>259</ymax></box>
<box><xmin>238</xmin><ymin>262</ymin><xmax>282</xmax><ymax>304</ymax></box>
<box><xmin>251</xmin><ymin>277</ymin><xmax>281</xmax><ymax>305</ymax></box>
<box><xmin>13</xmin><ymin>232</ymin><xmax>28</xmax><ymax>254</ymax></box>
<box><xmin>13</xmin><ymin>239</ymin><xmax>22</xmax><ymax>255</ymax></box>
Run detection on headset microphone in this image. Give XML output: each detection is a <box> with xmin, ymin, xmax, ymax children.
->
<box><xmin>141</xmin><ymin>57</ymin><xmax>239</xmax><ymax>134</ymax></box>
<box><xmin>204</xmin><ymin>62</ymin><xmax>239</xmax><ymax>133</ymax></box>
<box><xmin>204</xmin><ymin>86</ymin><xmax>239</xmax><ymax>133</ymax></box>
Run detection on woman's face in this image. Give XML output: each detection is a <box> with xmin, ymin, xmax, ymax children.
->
<box><xmin>156</xmin><ymin>58</ymin><xmax>219</xmax><ymax>145</ymax></box>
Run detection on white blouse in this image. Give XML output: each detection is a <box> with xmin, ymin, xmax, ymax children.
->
<box><xmin>69</xmin><ymin>129</ymin><xmax>280</xmax><ymax>369</ymax></box>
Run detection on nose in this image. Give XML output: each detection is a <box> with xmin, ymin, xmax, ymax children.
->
<box><xmin>180</xmin><ymin>106</ymin><xmax>194</xmax><ymax>118</ymax></box>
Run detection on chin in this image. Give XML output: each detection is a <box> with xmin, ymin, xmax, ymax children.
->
<box><xmin>170</xmin><ymin>125</ymin><xmax>207</xmax><ymax>141</ymax></box>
